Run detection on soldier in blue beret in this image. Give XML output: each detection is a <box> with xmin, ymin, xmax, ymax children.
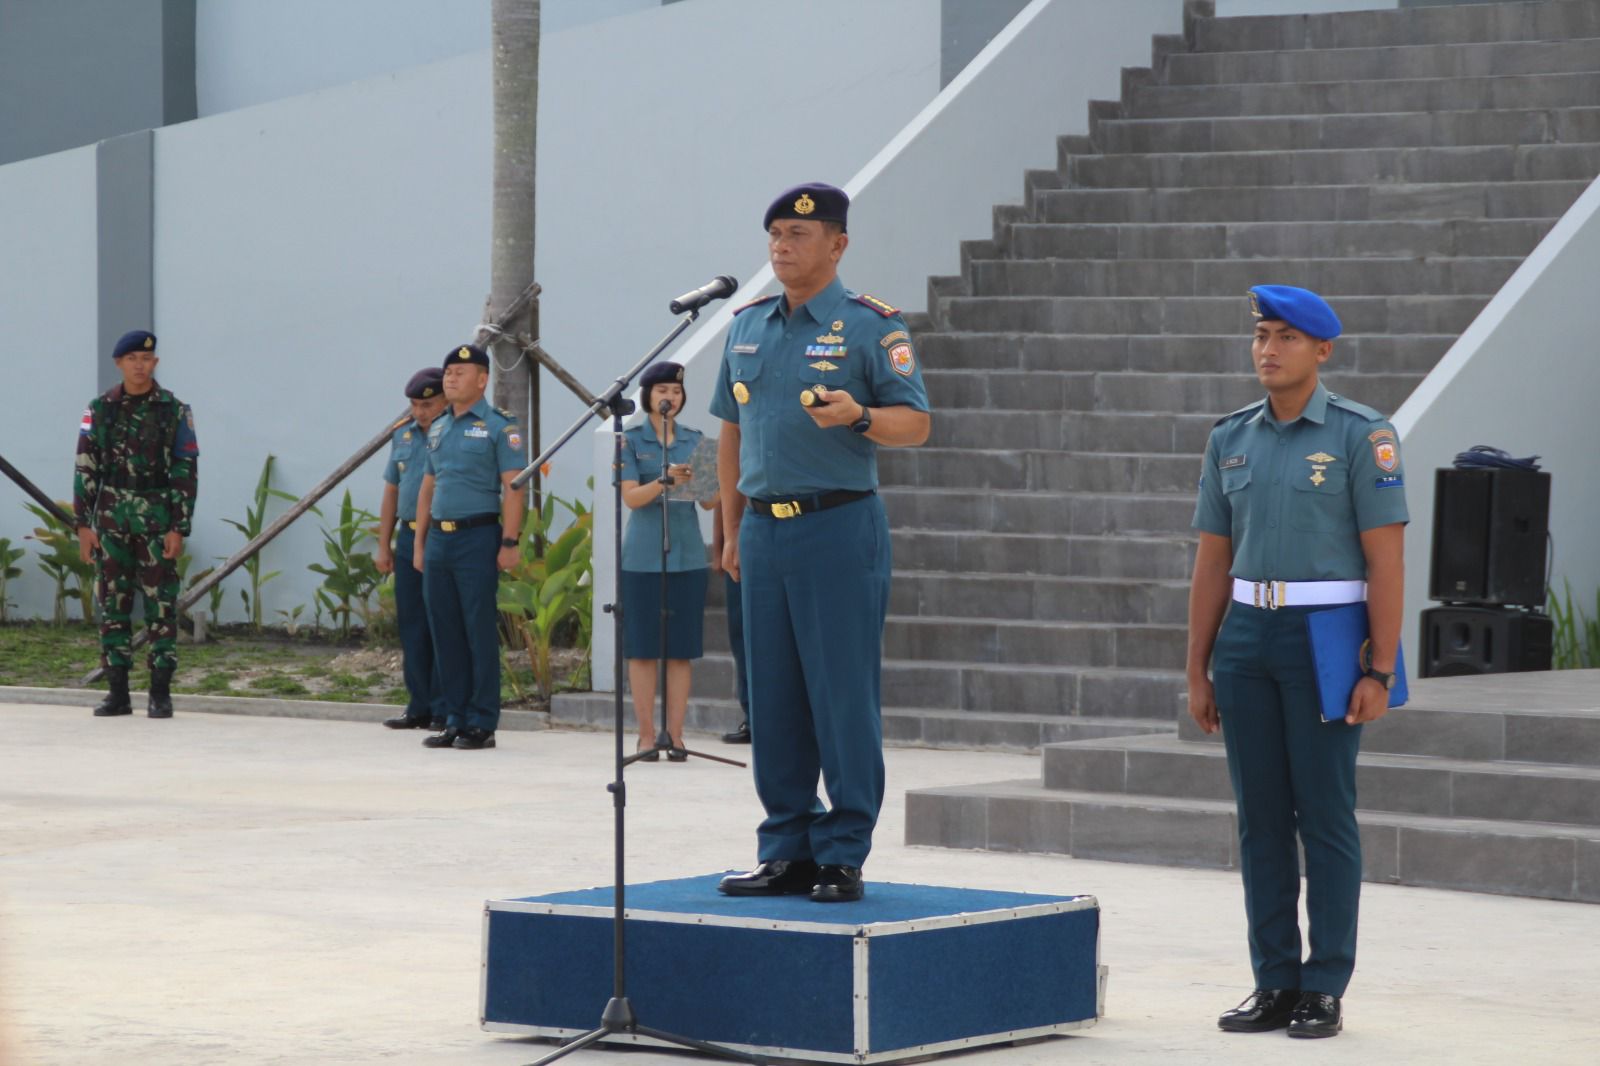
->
<box><xmin>1189</xmin><ymin>285</ymin><xmax>1408</xmax><ymax>1038</ymax></box>
<box><xmin>376</xmin><ymin>367</ymin><xmax>449</xmax><ymax>732</ymax></box>
<box><xmin>411</xmin><ymin>345</ymin><xmax>526</xmax><ymax>750</ymax></box>
<box><xmin>714</xmin><ymin>182</ymin><xmax>931</xmax><ymax>903</ymax></box>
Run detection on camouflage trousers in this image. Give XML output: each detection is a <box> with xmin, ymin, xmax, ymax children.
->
<box><xmin>97</xmin><ymin>531</ymin><xmax>180</xmax><ymax>670</ymax></box>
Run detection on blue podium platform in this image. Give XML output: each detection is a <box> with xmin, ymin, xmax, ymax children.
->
<box><xmin>482</xmin><ymin>874</ymin><xmax>1104</xmax><ymax>1064</ymax></box>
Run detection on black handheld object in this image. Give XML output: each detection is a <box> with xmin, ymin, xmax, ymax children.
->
<box><xmin>799</xmin><ymin>385</ymin><xmax>831</xmax><ymax>408</ymax></box>
<box><xmin>668</xmin><ymin>275</ymin><xmax>739</xmax><ymax>315</ymax></box>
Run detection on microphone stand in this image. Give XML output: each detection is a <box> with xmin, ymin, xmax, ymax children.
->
<box><xmin>509</xmin><ymin>311</ymin><xmax>756</xmax><ymax>1066</ymax></box>
<box><xmin>652</xmin><ymin>401</ymin><xmax>743</xmax><ymax>767</ymax></box>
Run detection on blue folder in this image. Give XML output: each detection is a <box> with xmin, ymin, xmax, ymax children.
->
<box><xmin>1305</xmin><ymin>602</ymin><xmax>1408</xmax><ymax>723</ymax></box>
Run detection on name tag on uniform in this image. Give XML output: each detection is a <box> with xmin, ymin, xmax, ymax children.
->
<box><xmin>1220</xmin><ymin>455</ymin><xmax>1247</xmax><ymax>469</ymax></box>
<box><xmin>464</xmin><ymin>427</ymin><xmax>489</xmax><ymax>439</ymax></box>
<box><xmin>732</xmin><ymin>344</ymin><xmax>759</xmax><ymax>354</ymax></box>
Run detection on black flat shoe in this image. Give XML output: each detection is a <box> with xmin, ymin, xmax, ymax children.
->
<box><xmin>423</xmin><ymin>728</ymin><xmax>459</xmax><ymax>748</ymax></box>
<box><xmin>383</xmin><ymin>715</ymin><xmax>432</xmax><ymax>729</ymax></box>
<box><xmin>721</xmin><ymin>720</ymin><xmax>750</xmax><ymax>744</ymax></box>
<box><xmin>636</xmin><ymin>738</ymin><xmax>660</xmax><ymax>762</ymax></box>
<box><xmin>453</xmin><ymin>727</ymin><xmax>496</xmax><ymax>750</ymax></box>
<box><xmin>810</xmin><ymin>864</ymin><xmax>864</xmax><ymax>903</ymax></box>
<box><xmin>667</xmin><ymin>736</ymin><xmax>688</xmax><ymax>762</ymax></box>
<box><xmin>1287</xmin><ymin>992</ymin><xmax>1342</xmax><ymax>1039</ymax></box>
<box><xmin>1218</xmin><ymin>988</ymin><xmax>1300</xmax><ymax>1033</ymax></box>
<box><xmin>718</xmin><ymin>860</ymin><xmax>819</xmax><ymax>896</ymax></box>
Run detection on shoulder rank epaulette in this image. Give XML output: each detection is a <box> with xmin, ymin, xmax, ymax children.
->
<box><xmin>1327</xmin><ymin>393</ymin><xmax>1386</xmax><ymax>423</ymax></box>
<box><xmin>1213</xmin><ymin>399</ymin><xmax>1266</xmax><ymax>426</ymax></box>
<box><xmin>852</xmin><ymin>293</ymin><xmax>898</xmax><ymax>317</ymax></box>
<box><xmin>493</xmin><ymin>406</ymin><xmax>516</xmax><ymax>421</ymax></box>
<box><xmin>732</xmin><ymin>294</ymin><xmax>779</xmax><ymax>316</ymax></box>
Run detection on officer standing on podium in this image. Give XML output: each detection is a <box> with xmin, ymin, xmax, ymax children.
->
<box><xmin>1188</xmin><ymin>285</ymin><xmax>1408</xmax><ymax>1039</ymax></box>
<box><xmin>714</xmin><ymin>182</ymin><xmax>930</xmax><ymax>904</ymax></box>
<box><xmin>412</xmin><ymin>344</ymin><xmax>526</xmax><ymax>751</ymax></box>
<box><xmin>376</xmin><ymin>366</ymin><xmax>448</xmax><ymax>732</ymax></box>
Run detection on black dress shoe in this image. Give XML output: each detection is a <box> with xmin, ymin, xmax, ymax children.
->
<box><xmin>453</xmin><ymin>727</ymin><xmax>496</xmax><ymax>750</ymax></box>
<box><xmin>666</xmin><ymin>735</ymin><xmax>688</xmax><ymax>762</ymax></box>
<box><xmin>1287</xmin><ymin>992</ymin><xmax>1342</xmax><ymax>1039</ymax></box>
<box><xmin>721</xmin><ymin>720</ymin><xmax>750</xmax><ymax>744</ymax></box>
<box><xmin>810</xmin><ymin>865</ymin><xmax>864</xmax><ymax>903</ymax></box>
<box><xmin>1218</xmin><ymin>988</ymin><xmax>1300</xmax><ymax>1033</ymax></box>
<box><xmin>383</xmin><ymin>715</ymin><xmax>432</xmax><ymax>729</ymax></box>
<box><xmin>635</xmin><ymin>738</ymin><xmax>660</xmax><ymax>762</ymax></box>
<box><xmin>718</xmin><ymin>860</ymin><xmax>819</xmax><ymax>896</ymax></box>
<box><xmin>423</xmin><ymin>728</ymin><xmax>459</xmax><ymax>748</ymax></box>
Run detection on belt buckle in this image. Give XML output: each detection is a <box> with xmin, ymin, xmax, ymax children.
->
<box><xmin>440</xmin><ymin>520</ymin><xmax>457</xmax><ymax>532</ymax></box>
<box><xmin>1257</xmin><ymin>580</ymin><xmax>1287</xmax><ymax>610</ymax></box>
<box><xmin>771</xmin><ymin>501</ymin><xmax>801</xmax><ymax>520</ymax></box>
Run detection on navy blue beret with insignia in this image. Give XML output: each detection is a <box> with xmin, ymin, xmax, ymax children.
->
<box><xmin>443</xmin><ymin>343</ymin><xmax>490</xmax><ymax>369</ymax></box>
<box><xmin>764</xmin><ymin>182</ymin><xmax>849</xmax><ymax>232</ymax></box>
<box><xmin>1248</xmin><ymin>285</ymin><xmax>1342</xmax><ymax>340</ymax></box>
<box><xmin>111</xmin><ymin>330</ymin><xmax>157</xmax><ymax>360</ymax></box>
<box><xmin>641</xmin><ymin>361</ymin><xmax>685</xmax><ymax>392</ymax></box>
<box><xmin>405</xmin><ymin>367</ymin><xmax>445</xmax><ymax>399</ymax></box>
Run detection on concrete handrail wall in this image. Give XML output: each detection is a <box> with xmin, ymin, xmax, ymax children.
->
<box><xmin>589</xmin><ymin>0</ymin><xmax>1188</xmax><ymax>689</ymax></box>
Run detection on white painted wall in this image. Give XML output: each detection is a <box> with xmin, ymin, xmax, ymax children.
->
<box><xmin>587</xmin><ymin>0</ymin><xmax>1189</xmax><ymax>687</ymax></box>
<box><xmin>1393</xmin><ymin>174</ymin><xmax>1600</xmax><ymax>664</ymax></box>
<box><xmin>0</xmin><ymin>147</ymin><xmax>101</xmax><ymax>622</ymax></box>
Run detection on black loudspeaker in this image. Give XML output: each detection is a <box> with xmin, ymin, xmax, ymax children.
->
<box><xmin>1429</xmin><ymin>468</ymin><xmax>1551</xmax><ymax>607</ymax></box>
<box><xmin>1420</xmin><ymin>606</ymin><xmax>1553</xmax><ymax>677</ymax></box>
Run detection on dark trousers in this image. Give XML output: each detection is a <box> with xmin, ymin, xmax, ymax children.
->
<box><xmin>725</xmin><ymin>572</ymin><xmax>749</xmax><ymax>715</ymax></box>
<box><xmin>423</xmin><ymin>522</ymin><xmax>501</xmax><ymax>732</ymax></box>
<box><xmin>1213</xmin><ymin>602</ymin><xmax>1365</xmax><ymax>998</ymax></box>
<box><xmin>394</xmin><ymin>525</ymin><xmax>440</xmax><ymax>722</ymax></box>
<box><xmin>739</xmin><ymin>495</ymin><xmax>891</xmax><ymax>868</ymax></box>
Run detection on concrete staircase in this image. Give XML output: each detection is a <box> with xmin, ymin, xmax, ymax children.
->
<box><xmin>553</xmin><ymin>0</ymin><xmax>1600</xmax><ymax>762</ymax></box>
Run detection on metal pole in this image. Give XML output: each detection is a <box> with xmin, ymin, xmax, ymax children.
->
<box><xmin>0</xmin><ymin>453</ymin><xmax>74</xmax><ymax>527</ymax></box>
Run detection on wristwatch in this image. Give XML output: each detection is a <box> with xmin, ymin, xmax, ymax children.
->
<box><xmin>850</xmin><ymin>404</ymin><xmax>873</xmax><ymax>434</ymax></box>
<box><xmin>1359</xmin><ymin>639</ymin><xmax>1396</xmax><ymax>690</ymax></box>
<box><xmin>500</xmin><ymin>537</ymin><xmax>520</xmax><ymax>549</ymax></box>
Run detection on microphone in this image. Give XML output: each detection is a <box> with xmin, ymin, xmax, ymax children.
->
<box><xmin>658</xmin><ymin>399</ymin><xmax>672</xmax><ymax>416</ymax></box>
<box><xmin>669</xmin><ymin>275</ymin><xmax>739</xmax><ymax>315</ymax></box>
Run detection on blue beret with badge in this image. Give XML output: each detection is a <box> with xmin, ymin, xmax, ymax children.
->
<box><xmin>1248</xmin><ymin>285</ymin><xmax>1342</xmax><ymax>340</ymax></box>
<box><xmin>641</xmin><ymin>361</ymin><xmax>685</xmax><ymax>391</ymax></box>
<box><xmin>405</xmin><ymin>366</ymin><xmax>445</xmax><ymax>399</ymax></box>
<box><xmin>112</xmin><ymin>330</ymin><xmax>156</xmax><ymax>360</ymax></box>
<box><xmin>443</xmin><ymin>343</ymin><xmax>490</xmax><ymax>369</ymax></box>
<box><xmin>764</xmin><ymin>182</ymin><xmax>849</xmax><ymax>232</ymax></box>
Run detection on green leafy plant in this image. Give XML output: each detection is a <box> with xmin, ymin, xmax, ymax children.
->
<box><xmin>221</xmin><ymin>455</ymin><xmax>306</xmax><ymax>631</ymax></box>
<box><xmin>497</xmin><ymin>486</ymin><xmax>593</xmax><ymax>702</ymax></box>
<box><xmin>276</xmin><ymin>604</ymin><xmax>307</xmax><ymax>637</ymax></box>
<box><xmin>24</xmin><ymin>502</ymin><xmax>95</xmax><ymax>624</ymax></box>
<box><xmin>0</xmin><ymin>536</ymin><xmax>25</xmax><ymax>622</ymax></box>
<box><xmin>309</xmin><ymin>489</ymin><xmax>382</xmax><ymax>640</ymax></box>
<box><xmin>1548</xmin><ymin>580</ymin><xmax>1600</xmax><ymax>670</ymax></box>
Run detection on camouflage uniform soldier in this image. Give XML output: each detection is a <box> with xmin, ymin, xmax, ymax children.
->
<box><xmin>74</xmin><ymin>330</ymin><xmax>200</xmax><ymax>718</ymax></box>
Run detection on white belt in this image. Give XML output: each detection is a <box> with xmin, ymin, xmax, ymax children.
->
<box><xmin>1232</xmin><ymin>578</ymin><xmax>1366</xmax><ymax>610</ymax></box>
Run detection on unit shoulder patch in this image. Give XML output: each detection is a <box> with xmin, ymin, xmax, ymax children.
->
<box><xmin>852</xmin><ymin>293</ymin><xmax>898</xmax><ymax>317</ymax></box>
<box><xmin>879</xmin><ymin>329</ymin><xmax>910</xmax><ymax>349</ymax></box>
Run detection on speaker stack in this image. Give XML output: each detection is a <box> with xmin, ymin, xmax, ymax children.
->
<box><xmin>1421</xmin><ymin>467</ymin><xmax>1553</xmax><ymax>677</ymax></box>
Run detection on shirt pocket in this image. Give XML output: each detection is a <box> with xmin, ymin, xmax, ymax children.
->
<box><xmin>1290</xmin><ymin>467</ymin><xmax>1351</xmax><ymax>533</ymax></box>
<box><xmin>1221</xmin><ymin>466</ymin><xmax>1252</xmax><ymax>542</ymax></box>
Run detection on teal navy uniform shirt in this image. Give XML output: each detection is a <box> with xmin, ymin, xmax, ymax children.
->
<box><xmin>1193</xmin><ymin>382</ymin><xmax>1410</xmax><ymax>581</ymax></box>
<box><xmin>619</xmin><ymin>421</ymin><xmax>708</xmax><ymax>573</ymax></box>
<box><xmin>425</xmin><ymin>398</ymin><xmax>525</xmax><ymax>517</ymax></box>
<box><xmin>708</xmin><ymin>276</ymin><xmax>930</xmax><ymax>498</ymax></box>
<box><xmin>383</xmin><ymin>421</ymin><xmax>430</xmax><ymax>521</ymax></box>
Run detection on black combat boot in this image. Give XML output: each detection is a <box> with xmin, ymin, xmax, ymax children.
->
<box><xmin>93</xmin><ymin>666</ymin><xmax>133</xmax><ymax>717</ymax></box>
<box><xmin>147</xmin><ymin>665</ymin><xmax>175</xmax><ymax>718</ymax></box>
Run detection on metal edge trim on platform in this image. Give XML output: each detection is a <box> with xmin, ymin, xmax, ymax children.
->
<box><xmin>482</xmin><ymin>1018</ymin><xmax>1097</xmax><ymax>1064</ymax></box>
<box><xmin>853</xmin><ymin>935</ymin><xmax>870</xmax><ymax>1055</ymax></box>
<box><xmin>479</xmin><ymin>903</ymin><xmax>491</xmax><ymax>1028</ymax></box>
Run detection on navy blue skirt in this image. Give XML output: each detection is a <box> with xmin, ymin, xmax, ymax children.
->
<box><xmin>621</xmin><ymin>568</ymin><xmax>708</xmax><ymax>660</ymax></box>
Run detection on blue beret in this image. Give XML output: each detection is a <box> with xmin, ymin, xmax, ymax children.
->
<box><xmin>112</xmin><ymin>330</ymin><xmax>156</xmax><ymax>359</ymax></box>
<box><xmin>641</xmin><ymin>361</ymin><xmax>685</xmax><ymax>392</ymax></box>
<box><xmin>764</xmin><ymin>182</ymin><xmax>848</xmax><ymax>232</ymax></box>
<box><xmin>443</xmin><ymin>343</ymin><xmax>489</xmax><ymax>369</ymax></box>
<box><xmin>1248</xmin><ymin>285</ymin><xmax>1342</xmax><ymax>340</ymax></box>
<box><xmin>405</xmin><ymin>367</ymin><xmax>444</xmax><ymax>399</ymax></box>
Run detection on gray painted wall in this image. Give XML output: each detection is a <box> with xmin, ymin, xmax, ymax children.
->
<box><xmin>940</xmin><ymin>0</ymin><xmax>1031</xmax><ymax>87</ymax></box>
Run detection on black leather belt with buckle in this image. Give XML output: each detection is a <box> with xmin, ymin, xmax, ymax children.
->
<box><xmin>430</xmin><ymin>513</ymin><xmax>499</xmax><ymax>533</ymax></box>
<box><xmin>748</xmin><ymin>489</ymin><xmax>873</xmax><ymax>520</ymax></box>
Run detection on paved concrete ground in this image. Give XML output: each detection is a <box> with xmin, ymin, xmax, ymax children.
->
<box><xmin>2</xmin><ymin>701</ymin><xmax>1596</xmax><ymax>1066</ymax></box>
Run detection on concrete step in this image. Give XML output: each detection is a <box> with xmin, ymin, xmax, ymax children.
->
<box><xmin>1067</xmin><ymin>143</ymin><xmax>1600</xmax><ymax>189</ymax></box>
<box><xmin>1042</xmin><ymin>732</ymin><xmax>1600</xmax><ymax>829</ymax></box>
<box><xmin>1126</xmin><ymin>71</ymin><xmax>1600</xmax><ymax>120</ymax></box>
<box><xmin>886</xmin><ymin>570</ymin><xmax>1190</xmax><ymax>625</ymax></box>
<box><xmin>881</xmin><ymin>446</ymin><xmax>1203</xmax><ymax>495</ymax></box>
<box><xmin>1003</xmin><ymin>218</ymin><xmax>1552</xmax><ymax>262</ymax></box>
<box><xmin>1092</xmin><ymin>106</ymin><xmax>1600</xmax><ymax>155</ymax></box>
<box><xmin>1164</xmin><ymin>36</ymin><xmax>1600</xmax><ymax>86</ymax></box>
<box><xmin>940</xmin><ymin>293</ymin><xmax>1488</xmax><ymax>335</ymax></box>
<box><xmin>889</xmin><ymin>529</ymin><xmax>1196</xmax><ymax>581</ymax></box>
<box><xmin>1032</xmin><ymin>179</ymin><xmax>1588</xmax><ymax>223</ymax></box>
<box><xmin>967</xmin><ymin>255</ymin><xmax>1519</xmax><ymax>298</ymax></box>
<box><xmin>903</xmin><ymin>778</ymin><xmax>1600</xmax><ymax>902</ymax></box>
<box><xmin>916</xmin><ymin>331</ymin><xmax>1455</xmax><ymax>375</ymax></box>
<box><xmin>1191</xmin><ymin>1</ymin><xmax>1600</xmax><ymax>54</ymax></box>
<box><xmin>881</xmin><ymin>485</ymin><xmax>1196</xmax><ymax>536</ymax></box>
